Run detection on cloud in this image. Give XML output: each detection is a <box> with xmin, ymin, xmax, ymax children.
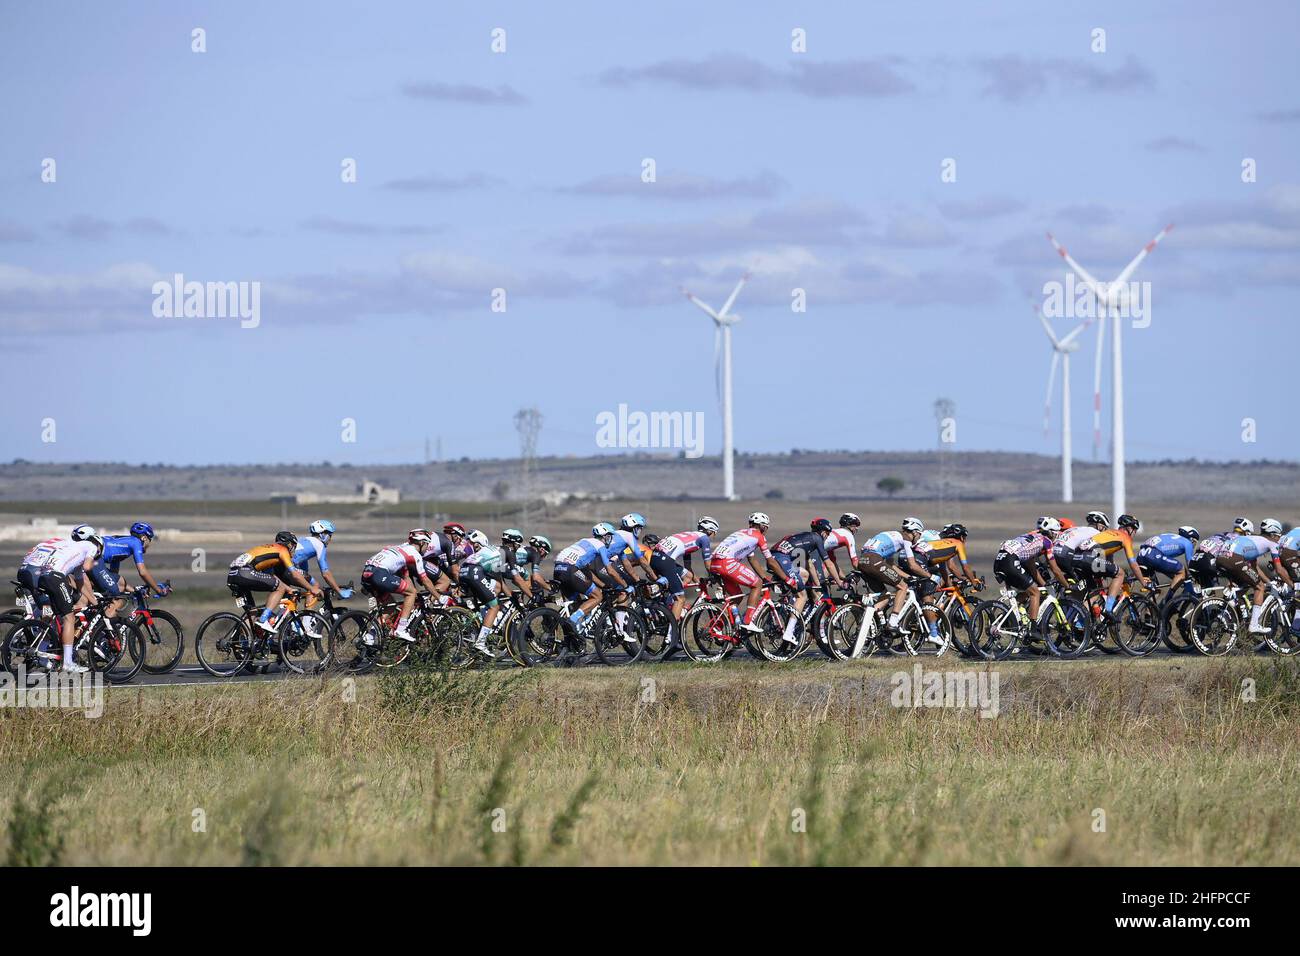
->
<box><xmin>598</xmin><ymin>54</ymin><xmax>914</xmax><ymax>98</ymax></box>
<box><xmin>401</xmin><ymin>82</ymin><xmax>527</xmax><ymax>105</ymax></box>
<box><xmin>50</xmin><ymin>216</ymin><xmax>177</xmax><ymax>241</ymax></box>
<box><xmin>0</xmin><ymin>222</ymin><xmax>37</xmax><ymax>243</ymax></box>
<box><xmin>881</xmin><ymin>213</ymin><xmax>956</xmax><ymax>247</ymax></box>
<box><xmin>380</xmin><ymin>172</ymin><xmax>501</xmax><ymax>192</ymax></box>
<box><xmin>561</xmin><ymin>170</ymin><xmax>785</xmax><ymax>201</ymax></box>
<box><xmin>975</xmin><ymin>54</ymin><xmax>1155</xmax><ymax>102</ymax></box>
<box><xmin>1161</xmin><ymin>185</ymin><xmax>1300</xmax><ymax>251</ymax></box>
<box><xmin>1053</xmin><ymin>203</ymin><xmax>1117</xmax><ymax>226</ymax></box>
<box><xmin>1257</xmin><ymin>108</ymin><xmax>1300</xmax><ymax>124</ymax></box>
<box><xmin>938</xmin><ymin>196</ymin><xmax>1026</xmax><ymax>221</ymax></box>
<box><xmin>299</xmin><ymin>216</ymin><xmax>442</xmax><ymax>237</ymax></box>
<box><xmin>1145</xmin><ymin>135</ymin><xmax>1204</xmax><ymax>153</ymax></box>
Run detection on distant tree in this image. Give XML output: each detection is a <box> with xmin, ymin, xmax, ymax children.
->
<box><xmin>764</xmin><ymin>488</ymin><xmax>784</xmax><ymax>500</ymax></box>
<box><xmin>877</xmin><ymin>476</ymin><xmax>905</xmax><ymax>497</ymax></box>
<box><xmin>491</xmin><ymin>480</ymin><xmax>510</xmax><ymax>501</ymax></box>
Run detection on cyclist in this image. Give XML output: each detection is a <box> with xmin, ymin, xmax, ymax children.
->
<box><xmin>91</xmin><ymin>522</ymin><xmax>170</xmax><ymax>618</ymax></box>
<box><xmin>17</xmin><ymin>531</ymin><xmax>68</xmax><ymax>610</ymax></box>
<box><xmin>292</xmin><ymin>519</ymin><xmax>352</xmax><ymax>601</ymax></box>
<box><xmin>458</xmin><ymin>529</ymin><xmax>507</xmax><ymax>657</ymax></box>
<box><xmin>1220</xmin><ymin>518</ymin><xmax>1292</xmax><ymax>635</ymax></box>
<box><xmin>360</xmin><ymin>530</ymin><xmax>441</xmax><ymax>642</ymax></box>
<box><xmin>1279</xmin><ymin>523</ymin><xmax>1300</xmax><ymax>635</ymax></box>
<box><xmin>503</xmin><ymin>531</ymin><xmax>552</xmax><ymax>600</ymax></box>
<box><xmin>228</xmin><ymin>532</ymin><xmax>321</xmax><ymax>632</ymax></box>
<box><xmin>824</xmin><ymin>513</ymin><xmax>861</xmax><ymax>575</ymax></box>
<box><xmin>1087</xmin><ymin>514</ymin><xmax>1152</xmax><ymax>616</ymax></box>
<box><xmin>993</xmin><ymin>517</ymin><xmax>1072</xmax><ymax>624</ymax></box>
<box><xmin>552</xmin><ymin>524</ymin><xmax>623</xmax><ymax>628</ymax></box>
<box><xmin>706</xmin><ymin>512</ymin><xmax>788</xmax><ymax>634</ymax></box>
<box><xmin>418</xmin><ymin>523</ymin><xmax>472</xmax><ymax>602</ymax></box>
<box><xmin>36</xmin><ymin>527</ymin><xmax>104</xmax><ymax>673</ymax></box>
<box><xmin>771</xmin><ymin>518</ymin><xmax>838</xmax><ymax>645</ymax></box>
<box><xmin>653</xmin><ymin>517</ymin><xmax>718</xmax><ymax>624</ymax></box>
<box><xmin>1135</xmin><ymin>526</ymin><xmax>1199</xmax><ymax>594</ymax></box>
<box><xmin>859</xmin><ymin>517</ymin><xmax>933</xmax><ymax>637</ymax></box>
<box><xmin>918</xmin><ymin>522</ymin><xmax>984</xmax><ymax>593</ymax></box>
<box><xmin>604</xmin><ymin>514</ymin><xmax>652</xmax><ymax>637</ymax></box>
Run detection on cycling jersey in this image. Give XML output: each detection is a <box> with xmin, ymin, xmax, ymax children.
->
<box><xmin>464</xmin><ymin>545</ymin><xmax>506</xmax><ymax>576</ymax></box>
<box><xmin>657</xmin><ymin>531</ymin><xmax>713</xmax><ymax>565</ymax></box>
<box><xmin>775</xmin><ymin>532</ymin><xmax>829</xmax><ymax>576</ymax></box>
<box><xmin>998</xmin><ymin>532</ymin><xmax>1052</xmax><ymax>563</ymax></box>
<box><xmin>555</xmin><ymin>537</ymin><xmax>612</xmax><ymax>569</ymax></box>
<box><xmin>824</xmin><ymin>529</ymin><xmax>857</xmax><ymax>566</ymax></box>
<box><xmin>712</xmin><ymin>528</ymin><xmax>772</xmax><ymax>562</ymax></box>
<box><xmin>862</xmin><ymin>531</ymin><xmax>913</xmax><ymax>562</ymax></box>
<box><xmin>291</xmin><ymin>536</ymin><xmax>329</xmax><ymax>574</ymax></box>
<box><xmin>508</xmin><ymin>545</ymin><xmax>546</xmax><ymax>578</ymax></box>
<box><xmin>21</xmin><ymin>537</ymin><xmax>62</xmax><ymax>568</ymax></box>
<box><xmin>1139</xmin><ymin>533</ymin><xmax>1194</xmax><ymax>562</ymax></box>
<box><xmin>1090</xmin><ymin>530</ymin><xmax>1136</xmax><ymax>561</ymax></box>
<box><xmin>99</xmin><ymin>535</ymin><xmax>146</xmax><ymax>573</ymax></box>
<box><xmin>232</xmin><ymin>543</ymin><xmax>295</xmax><ymax>573</ymax></box>
<box><xmin>607</xmin><ymin>529</ymin><xmax>644</xmax><ymax>564</ymax></box>
<box><xmin>1056</xmin><ymin>526</ymin><xmax>1100</xmax><ymax>551</ymax></box>
<box><xmin>1229</xmin><ymin>535</ymin><xmax>1280</xmax><ymax>562</ymax></box>
<box><xmin>1197</xmin><ymin>533</ymin><xmax>1236</xmax><ymax>557</ymax></box>
<box><xmin>42</xmin><ymin>540</ymin><xmax>98</xmax><ymax>576</ymax></box>
<box><xmin>365</xmin><ymin>544</ymin><xmax>427</xmax><ymax>577</ymax></box>
<box><xmin>916</xmin><ymin>536</ymin><xmax>968</xmax><ymax>568</ymax></box>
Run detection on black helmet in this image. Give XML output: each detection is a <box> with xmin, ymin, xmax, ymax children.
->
<box><xmin>941</xmin><ymin>523</ymin><xmax>968</xmax><ymax>539</ymax></box>
<box><xmin>810</xmin><ymin>517</ymin><xmax>833</xmax><ymax>534</ymax></box>
<box><xmin>1177</xmin><ymin>525</ymin><xmax>1200</xmax><ymax>542</ymax></box>
<box><xmin>1117</xmin><ymin>514</ymin><xmax>1141</xmax><ymax>532</ymax></box>
<box><xmin>641</xmin><ymin>533</ymin><xmax>660</xmax><ymax>548</ymax></box>
<box><xmin>839</xmin><ymin>512</ymin><xmax>860</xmax><ymax>529</ymax></box>
<box><xmin>275</xmin><ymin>531</ymin><xmax>298</xmax><ymax>551</ymax></box>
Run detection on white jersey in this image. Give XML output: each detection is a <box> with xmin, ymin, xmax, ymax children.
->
<box><xmin>1056</xmin><ymin>527</ymin><xmax>1100</xmax><ymax>552</ymax></box>
<box><xmin>712</xmin><ymin>528</ymin><xmax>771</xmax><ymax>561</ymax></box>
<box><xmin>22</xmin><ymin>537</ymin><xmax>63</xmax><ymax>568</ymax></box>
<box><xmin>366</xmin><ymin>544</ymin><xmax>427</xmax><ymax>576</ymax></box>
<box><xmin>43</xmin><ymin>540</ymin><xmax>97</xmax><ymax>575</ymax></box>
<box><xmin>825</xmin><ymin>529</ymin><xmax>856</xmax><ymax>562</ymax></box>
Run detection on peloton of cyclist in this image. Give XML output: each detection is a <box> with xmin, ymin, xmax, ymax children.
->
<box><xmin>1219</xmin><ymin>518</ymin><xmax>1293</xmax><ymax>635</ymax></box>
<box><xmin>992</xmin><ymin>517</ymin><xmax>1071</xmax><ymax>623</ymax></box>
<box><xmin>360</xmin><ymin>530</ymin><xmax>441</xmax><ymax>642</ymax></box>
<box><xmin>707</xmin><ymin>512</ymin><xmax>788</xmax><ymax>634</ymax></box>
<box><xmin>229</xmin><ymin>532</ymin><xmax>321</xmax><ymax>632</ymax></box>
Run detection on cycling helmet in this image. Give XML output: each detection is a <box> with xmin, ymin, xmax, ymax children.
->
<box><xmin>641</xmin><ymin>533</ymin><xmax>661</xmax><ymax>548</ymax></box>
<box><xmin>467</xmin><ymin>529</ymin><xmax>490</xmax><ymax>549</ymax></box>
<box><xmin>1176</xmin><ymin>525</ymin><xmax>1200</xmax><ymax>542</ymax></box>
<box><xmin>1117</xmin><ymin>514</ymin><xmax>1141</xmax><ymax>533</ymax></box>
<box><xmin>528</xmin><ymin>534</ymin><xmax>552</xmax><ymax>554</ymax></box>
<box><xmin>1036</xmin><ymin>516</ymin><xmax>1062</xmax><ymax>534</ymax></box>
<box><xmin>839</xmin><ymin>513</ymin><xmax>861</xmax><ymax>529</ymax></box>
<box><xmin>810</xmin><ymin>517</ymin><xmax>833</xmax><ymax>534</ymax></box>
<box><xmin>592</xmin><ymin>522</ymin><xmax>617</xmax><ymax>540</ymax></box>
<box><xmin>501</xmin><ymin>528</ymin><xmax>525</xmax><ymax>546</ymax></box>
<box><xmin>1261</xmin><ymin>518</ymin><xmax>1283</xmax><ymax>536</ymax></box>
<box><xmin>901</xmin><ymin>516</ymin><xmax>924</xmax><ymax>534</ymax></box>
<box><xmin>1085</xmin><ymin>511</ymin><xmax>1109</xmax><ymax>527</ymax></box>
<box><xmin>1233</xmin><ymin>517</ymin><xmax>1254</xmax><ymax>534</ymax></box>
<box><xmin>941</xmin><ymin>523</ymin><xmax>969</xmax><ymax>539</ymax></box>
<box><xmin>408</xmin><ymin>528</ymin><xmax>433</xmax><ymax>547</ymax></box>
<box><xmin>443</xmin><ymin>522</ymin><xmax>466</xmax><ymax>537</ymax></box>
<box><xmin>275</xmin><ymin>531</ymin><xmax>298</xmax><ymax>551</ymax></box>
<box><xmin>87</xmin><ymin>534</ymin><xmax>105</xmax><ymax>558</ymax></box>
<box><xmin>697</xmin><ymin>516</ymin><xmax>720</xmax><ymax>535</ymax></box>
<box><xmin>1057</xmin><ymin>517</ymin><xmax>1076</xmax><ymax>530</ymax></box>
<box><xmin>748</xmin><ymin>512</ymin><xmax>771</xmax><ymax>528</ymax></box>
<box><xmin>129</xmin><ymin>521</ymin><xmax>155</xmax><ymax>540</ymax></box>
<box><xmin>309</xmin><ymin>519</ymin><xmax>335</xmax><ymax>537</ymax></box>
<box><xmin>70</xmin><ymin>524</ymin><xmax>96</xmax><ymax>541</ymax></box>
<box><xmin>620</xmin><ymin>512</ymin><xmax>646</xmax><ymax>532</ymax></box>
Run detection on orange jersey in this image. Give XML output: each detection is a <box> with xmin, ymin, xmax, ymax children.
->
<box><xmin>919</xmin><ymin>537</ymin><xmax>968</xmax><ymax>567</ymax></box>
<box><xmin>1090</xmin><ymin>529</ymin><xmax>1135</xmax><ymax>561</ymax></box>
<box><xmin>234</xmin><ymin>543</ymin><xmax>294</xmax><ymax>573</ymax></box>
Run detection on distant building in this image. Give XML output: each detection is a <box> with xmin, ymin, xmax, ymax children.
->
<box><xmin>270</xmin><ymin>479</ymin><xmax>400</xmax><ymax>506</ymax></box>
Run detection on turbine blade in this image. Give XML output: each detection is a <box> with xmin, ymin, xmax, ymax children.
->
<box><xmin>1111</xmin><ymin>223</ymin><xmax>1174</xmax><ymax>289</ymax></box>
<box><xmin>1036</xmin><ymin>303</ymin><xmax>1062</xmax><ymax>347</ymax></box>
<box><xmin>1047</xmin><ymin>231</ymin><xmax>1111</xmax><ymax>307</ymax></box>
<box><xmin>1044</xmin><ymin>351</ymin><xmax>1061</xmax><ymax>438</ymax></box>
<box><xmin>683</xmin><ymin>289</ymin><xmax>721</xmax><ymax>321</ymax></box>
<box><xmin>717</xmin><ymin>271</ymin><xmax>750</xmax><ymax>318</ymax></box>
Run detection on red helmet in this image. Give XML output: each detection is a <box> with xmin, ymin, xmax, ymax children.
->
<box><xmin>442</xmin><ymin>522</ymin><xmax>466</xmax><ymax>537</ymax></box>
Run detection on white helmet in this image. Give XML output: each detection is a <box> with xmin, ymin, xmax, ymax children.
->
<box><xmin>901</xmin><ymin>516</ymin><xmax>924</xmax><ymax>534</ymax></box>
<box><xmin>748</xmin><ymin>512</ymin><xmax>771</xmax><ymax>528</ymax></box>
<box><xmin>467</xmin><ymin>529</ymin><xmax>490</xmax><ymax>549</ymax></box>
<box><xmin>1261</xmin><ymin>518</ymin><xmax>1283</xmax><ymax>536</ymax></box>
<box><xmin>1036</xmin><ymin>516</ymin><xmax>1062</xmax><ymax>534</ymax></box>
<box><xmin>70</xmin><ymin>524</ymin><xmax>96</xmax><ymax>541</ymax></box>
<box><xmin>1233</xmin><ymin>517</ymin><xmax>1254</xmax><ymax>534</ymax></box>
<box><xmin>1085</xmin><ymin>510</ymin><xmax>1110</xmax><ymax>527</ymax></box>
<box><xmin>697</xmin><ymin>516</ymin><xmax>720</xmax><ymax>535</ymax></box>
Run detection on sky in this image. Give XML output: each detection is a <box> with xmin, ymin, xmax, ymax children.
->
<box><xmin>1</xmin><ymin>1</ymin><xmax>1297</xmax><ymax>466</ymax></box>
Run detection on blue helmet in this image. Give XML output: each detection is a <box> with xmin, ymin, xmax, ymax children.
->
<box><xmin>309</xmin><ymin>519</ymin><xmax>336</xmax><ymax>537</ymax></box>
<box><xmin>130</xmin><ymin>521</ymin><xmax>155</xmax><ymax>540</ymax></box>
<box><xmin>620</xmin><ymin>512</ymin><xmax>647</xmax><ymax>532</ymax></box>
<box><xmin>592</xmin><ymin>522</ymin><xmax>617</xmax><ymax>540</ymax></box>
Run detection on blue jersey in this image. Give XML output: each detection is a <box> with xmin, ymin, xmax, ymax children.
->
<box><xmin>1281</xmin><ymin>527</ymin><xmax>1300</xmax><ymax>551</ymax></box>
<box><xmin>555</xmin><ymin>537</ymin><xmax>611</xmax><ymax>569</ymax></box>
<box><xmin>1229</xmin><ymin>535</ymin><xmax>1279</xmax><ymax>562</ymax></box>
<box><xmin>1140</xmin><ymin>533</ymin><xmax>1194</xmax><ymax>562</ymax></box>
<box><xmin>863</xmin><ymin>531</ymin><xmax>912</xmax><ymax>561</ymax></box>
<box><xmin>607</xmin><ymin>529</ymin><xmax>644</xmax><ymax>564</ymax></box>
<box><xmin>99</xmin><ymin>535</ymin><xmax>146</xmax><ymax>573</ymax></box>
<box><xmin>292</xmin><ymin>536</ymin><xmax>330</xmax><ymax>573</ymax></box>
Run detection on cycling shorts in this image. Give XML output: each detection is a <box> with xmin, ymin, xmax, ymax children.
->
<box><xmin>707</xmin><ymin>556</ymin><xmax>759</xmax><ymax>596</ymax></box>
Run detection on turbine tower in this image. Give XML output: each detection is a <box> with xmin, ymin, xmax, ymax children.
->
<box><xmin>1035</xmin><ymin>305</ymin><xmax>1087</xmax><ymax>503</ymax></box>
<box><xmin>1046</xmin><ymin>226</ymin><xmax>1172</xmax><ymax>518</ymax></box>
<box><xmin>684</xmin><ymin>272</ymin><xmax>749</xmax><ymax>501</ymax></box>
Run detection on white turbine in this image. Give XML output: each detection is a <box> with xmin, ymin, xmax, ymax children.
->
<box><xmin>1036</xmin><ymin>304</ymin><xmax>1089</xmax><ymax>503</ymax></box>
<box><xmin>684</xmin><ymin>272</ymin><xmax>749</xmax><ymax>501</ymax></box>
<box><xmin>1046</xmin><ymin>225</ymin><xmax>1172</xmax><ymax>518</ymax></box>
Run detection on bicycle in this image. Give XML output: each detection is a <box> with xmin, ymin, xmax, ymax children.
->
<box><xmin>679</xmin><ymin>581</ymin><xmax>784</xmax><ymax>663</ymax></box>
<box><xmin>1075</xmin><ymin>576</ymin><xmax>1159</xmax><ymax>657</ymax></box>
<box><xmin>969</xmin><ymin>583</ymin><xmax>1092</xmax><ymax>660</ymax></box>
<box><xmin>3</xmin><ymin>591</ymin><xmax>146</xmax><ymax>683</ymax></box>
<box><xmin>122</xmin><ymin>581</ymin><xmax>185</xmax><ymax>674</ymax></box>
<box><xmin>193</xmin><ymin>585</ymin><xmax>335</xmax><ymax>677</ymax></box>
<box><xmin>817</xmin><ymin>573</ymin><xmax>924</xmax><ymax>659</ymax></box>
<box><xmin>1186</xmin><ymin>581</ymin><xmax>1289</xmax><ymax>657</ymax></box>
<box><xmin>332</xmin><ymin>590</ymin><xmax>477</xmax><ymax>673</ymax></box>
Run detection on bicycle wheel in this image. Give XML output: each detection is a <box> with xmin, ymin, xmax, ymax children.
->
<box><xmin>1040</xmin><ymin>597</ymin><xmax>1092</xmax><ymax>659</ymax></box>
<box><xmin>1113</xmin><ymin>595</ymin><xmax>1161</xmax><ymax>657</ymax></box>
<box><xmin>945</xmin><ymin>601</ymin><xmax>975</xmax><ymax>657</ymax></box>
<box><xmin>593</xmin><ymin>606</ymin><xmax>647</xmax><ymax>665</ymax></box>
<box><xmin>0</xmin><ymin>613</ymin><xmax>28</xmax><ymax>673</ymax></box>
<box><xmin>1187</xmin><ymin>598</ymin><xmax>1238</xmax><ymax>656</ymax></box>
<box><xmin>969</xmin><ymin>600</ymin><xmax>1022</xmax><ymax>660</ymax></box>
<box><xmin>820</xmin><ymin>603</ymin><xmax>871</xmax><ymax>660</ymax></box>
<box><xmin>328</xmin><ymin>610</ymin><xmax>379</xmax><ymax>673</ymax></box>
<box><xmin>194</xmin><ymin>612</ymin><xmax>254</xmax><ymax>677</ymax></box>
<box><xmin>681</xmin><ymin>602</ymin><xmax>739</xmax><ymax>663</ymax></box>
<box><xmin>278</xmin><ymin>609</ymin><xmax>333</xmax><ymax>674</ymax></box>
<box><xmin>3</xmin><ymin>619</ymin><xmax>61</xmax><ymax>678</ymax></box>
<box><xmin>426</xmin><ymin>607</ymin><xmax>477</xmax><ymax>668</ymax></box>
<box><xmin>513</xmin><ymin>606</ymin><xmax>568</xmax><ymax>666</ymax></box>
<box><xmin>638</xmin><ymin>602</ymin><xmax>674</xmax><ymax>662</ymax></box>
<box><xmin>1159</xmin><ymin>595</ymin><xmax>1199</xmax><ymax>654</ymax></box>
<box><xmin>90</xmin><ymin>617</ymin><xmax>145</xmax><ymax>684</ymax></box>
<box><xmin>748</xmin><ymin>602</ymin><xmax>804</xmax><ymax>662</ymax></box>
<box><xmin>138</xmin><ymin>609</ymin><xmax>185</xmax><ymax>674</ymax></box>
<box><xmin>1260</xmin><ymin>599</ymin><xmax>1298</xmax><ymax>656</ymax></box>
<box><xmin>903</xmin><ymin>607</ymin><xmax>951</xmax><ymax>656</ymax></box>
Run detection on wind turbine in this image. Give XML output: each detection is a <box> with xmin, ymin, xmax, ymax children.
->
<box><xmin>684</xmin><ymin>272</ymin><xmax>749</xmax><ymax>501</ymax></box>
<box><xmin>1046</xmin><ymin>226</ymin><xmax>1172</xmax><ymax>518</ymax></box>
<box><xmin>1035</xmin><ymin>304</ymin><xmax>1089</xmax><ymax>503</ymax></box>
